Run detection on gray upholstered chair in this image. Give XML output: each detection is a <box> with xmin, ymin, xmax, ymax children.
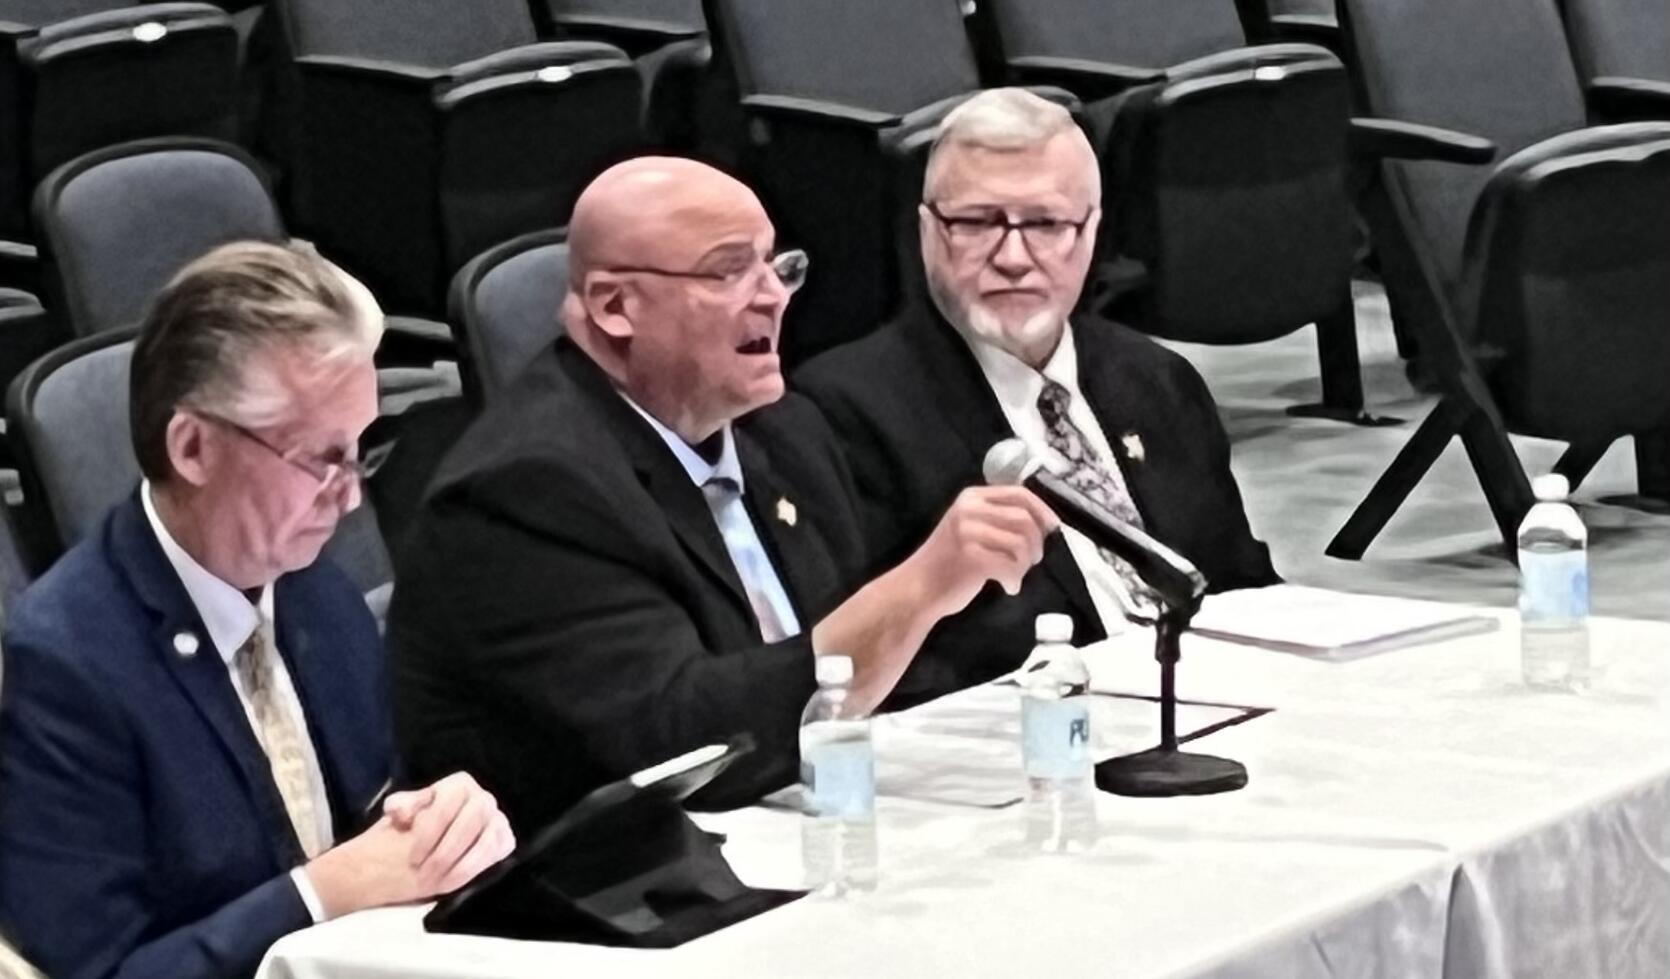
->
<box><xmin>5</xmin><ymin>331</ymin><xmax>394</xmax><ymax>605</ymax></box>
<box><xmin>1327</xmin><ymin>0</ymin><xmax>1670</xmax><ymax>558</ymax></box>
<box><xmin>447</xmin><ymin>228</ymin><xmax>570</xmax><ymax>409</ymax></box>
<box><xmin>269</xmin><ymin>0</ymin><xmax>642</xmax><ymax>317</ymax></box>
<box><xmin>32</xmin><ymin>136</ymin><xmax>451</xmax><ymax>366</ymax></box>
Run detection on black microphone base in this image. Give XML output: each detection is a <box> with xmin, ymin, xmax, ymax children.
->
<box><xmin>1095</xmin><ymin>747</ymin><xmax>1248</xmax><ymax>797</ymax></box>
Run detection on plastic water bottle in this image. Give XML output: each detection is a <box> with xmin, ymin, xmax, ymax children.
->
<box><xmin>800</xmin><ymin>655</ymin><xmax>878</xmax><ymax>895</ymax></box>
<box><xmin>1518</xmin><ymin>474</ymin><xmax>1590</xmax><ymax>691</ymax></box>
<box><xmin>1020</xmin><ymin>614</ymin><xmax>1097</xmax><ymax>852</ymax></box>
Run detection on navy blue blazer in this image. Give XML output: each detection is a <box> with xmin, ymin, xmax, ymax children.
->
<box><xmin>0</xmin><ymin>493</ymin><xmax>391</xmax><ymax>979</ymax></box>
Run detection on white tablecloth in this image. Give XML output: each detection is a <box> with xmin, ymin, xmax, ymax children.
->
<box><xmin>259</xmin><ymin>603</ymin><xmax>1670</xmax><ymax>979</ymax></box>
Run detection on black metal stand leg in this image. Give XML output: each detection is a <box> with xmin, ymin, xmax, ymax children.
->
<box><xmin>1456</xmin><ymin>397</ymin><xmax>1534</xmax><ymax>556</ymax></box>
<box><xmin>1637</xmin><ymin>430</ymin><xmax>1670</xmax><ymax>502</ymax></box>
<box><xmin>1286</xmin><ymin>294</ymin><xmax>1404</xmax><ymax>427</ymax></box>
<box><xmin>1326</xmin><ymin>398</ymin><xmax>1465</xmax><ymax>560</ymax></box>
<box><xmin>1554</xmin><ymin>440</ymin><xmax>1611</xmax><ymax>494</ymax></box>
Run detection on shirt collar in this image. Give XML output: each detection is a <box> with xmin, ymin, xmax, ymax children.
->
<box><xmin>957</xmin><ymin>319</ymin><xmax>1080</xmax><ymax>417</ymax></box>
<box><xmin>619</xmin><ymin>394</ymin><xmax>745</xmax><ymax>492</ymax></box>
<box><xmin>141</xmin><ymin>480</ymin><xmax>273</xmax><ymax>664</ymax></box>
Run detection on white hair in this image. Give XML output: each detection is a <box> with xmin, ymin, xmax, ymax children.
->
<box><xmin>924</xmin><ymin>89</ymin><xmax>1096</xmax><ymax>200</ymax></box>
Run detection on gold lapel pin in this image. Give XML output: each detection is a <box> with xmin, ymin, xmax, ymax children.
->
<box><xmin>776</xmin><ymin>497</ymin><xmax>798</xmax><ymax>527</ymax></box>
<box><xmin>1122</xmin><ymin>432</ymin><xmax>1146</xmax><ymax>463</ymax></box>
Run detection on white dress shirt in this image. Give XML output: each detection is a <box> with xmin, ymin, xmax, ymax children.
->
<box><xmin>141</xmin><ymin>482</ymin><xmax>334</xmax><ymax>922</ymax></box>
<box><xmin>957</xmin><ymin>323</ymin><xmax>1135</xmax><ymax>633</ymax></box>
<box><xmin>621</xmin><ymin>398</ymin><xmax>803</xmax><ymax>641</ymax></box>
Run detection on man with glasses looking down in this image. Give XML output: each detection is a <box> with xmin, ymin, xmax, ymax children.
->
<box><xmin>0</xmin><ymin>241</ymin><xmax>514</xmax><ymax>979</ymax></box>
<box><xmin>389</xmin><ymin>157</ymin><xmax>1058</xmax><ymax>831</ymax></box>
<box><xmin>798</xmin><ymin>88</ymin><xmax>1278</xmax><ymax>699</ymax></box>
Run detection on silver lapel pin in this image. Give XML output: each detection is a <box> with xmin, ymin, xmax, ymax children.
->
<box><xmin>172</xmin><ymin>630</ymin><xmax>200</xmax><ymax>658</ymax></box>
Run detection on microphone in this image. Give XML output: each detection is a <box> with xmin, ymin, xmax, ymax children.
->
<box><xmin>982</xmin><ymin>438</ymin><xmax>1208</xmax><ymax>613</ymax></box>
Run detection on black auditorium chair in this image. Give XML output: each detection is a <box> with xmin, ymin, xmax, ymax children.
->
<box><xmin>704</xmin><ymin>0</ymin><xmax>1076</xmax><ymax>364</ymax></box>
<box><xmin>6</xmin><ymin>330</ymin><xmax>395</xmax><ymax>609</ymax></box>
<box><xmin>1325</xmin><ymin>0</ymin><xmax>1670</xmax><ymax>559</ymax></box>
<box><xmin>0</xmin><ymin>1</ymin><xmax>240</xmax><ymax>287</ymax></box>
<box><xmin>1560</xmin><ymin>0</ymin><xmax>1670</xmax><ymax>123</ymax></box>
<box><xmin>269</xmin><ymin>0</ymin><xmax>643</xmax><ymax>318</ymax></box>
<box><xmin>448</xmin><ymin>228</ymin><xmax>570</xmax><ymax>410</ymax></box>
<box><xmin>32</xmin><ymin>137</ymin><xmax>451</xmax><ymax>368</ymax></box>
<box><xmin>975</xmin><ymin>0</ymin><xmax>1372</xmax><ymax>422</ymax></box>
<box><xmin>535</xmin><ymin>0</ymin><xmax>716</xmax><ymax>153</ymax></box>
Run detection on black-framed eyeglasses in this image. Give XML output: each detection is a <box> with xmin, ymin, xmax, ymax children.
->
<box><xmin>606</xmin><ymin>248</ymin><xmax>810</xmax><ymax>295</ymax></box>
<box><xmin>197</xmin><ymin>411</ymin><xmax>383</xmax><ymax>490</ymax></box>
<box><xmin>924</xmin><ymin>202</ymin><xmax>1096</xmax><ymax>257</ymax></box>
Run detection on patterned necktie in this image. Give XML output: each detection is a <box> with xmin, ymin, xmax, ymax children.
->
<box><xmin>703</xmin><ymin>476</ymin><xmax>791</xmax><ymax>642</ymax></box>
<box><xmin>234</xmin><ymin>623</ymin><xmax>325</xmax><ymax>859</ymax></box>
<box><xmin>1036</xmin><ymin>379</ymin><xmax>1160</xmax><ymax>620</ymax></box>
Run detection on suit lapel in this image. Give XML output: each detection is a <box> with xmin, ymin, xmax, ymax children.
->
<box><xmin>1071</xmin><ymin>318</ymin><xmax>1157</xmax><ymax>521</ymax></box>
<box><xmin>271</xmin><ymin>579</ymin><xmax>370</xmax><ymax>836</ymax></box>
<box><xmin>109</xmin><ymin>494</ymin><xmax>304</xmax><ymax>869</ymax></box>
<box><xmin>557</xmin><ymin>343</ymin><xmax>751</xmax><ymax>617</ymax></box>
<box><xmin>907</xmin><ymin>309</ymin><xmax>1103</xmax><ymax>626</ymax></box>
<box><xmin>734</xmin><ymin>429</ymin><xmax>824</xmax><ymax>620</ymax></box>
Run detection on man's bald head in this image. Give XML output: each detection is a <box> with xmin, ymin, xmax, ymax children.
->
<box><xmin>561</xmin><ymin>157</ymin><xmax>792</xmax><ymax>444</ymax></box>
<box><xmin>568</xmin><ymin>157</ymin><xmax>769</xmax><ymax>284</ymax></box>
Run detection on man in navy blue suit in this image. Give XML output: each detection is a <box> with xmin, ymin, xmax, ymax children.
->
<box><xmin>0</xmin><ymin>241</ymin><xmax>515</xmax><ymax>979</ymax></box>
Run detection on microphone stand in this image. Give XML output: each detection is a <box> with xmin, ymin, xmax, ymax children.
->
<box><xmin>1094</xmin><ymin>596</ymin><xmax>1248</xmax><ymax>797</ymax></box>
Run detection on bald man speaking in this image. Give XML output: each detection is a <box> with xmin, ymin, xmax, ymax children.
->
<box><xmin>389</xmin><ymin>158</ymin><xmax>1055</xmax><ymax>828</ymax></box>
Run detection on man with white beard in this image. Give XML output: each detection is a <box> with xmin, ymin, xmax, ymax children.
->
<box><xmin>797</xmin><ymin>88</ymin><xmax>1278</xmax><ymax>701</ymax></box>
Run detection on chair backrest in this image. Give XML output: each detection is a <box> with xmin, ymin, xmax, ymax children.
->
<box><xmin>983</xmin><ymin>0</ymin><xmax>1246</xmax><ymax>69</ymax></box>
<box><xmin>448</xmin><ymin>229</ymin><xmax>570</xmax><ymax>407</ymax></box>
<box><xmin>24</xmin><ymin>4</ymin><xmax>241</xmax><ymax>181</ymax></box>
<box><xmin>8</xmin><ymin>331</ymin><xmax>136</xmax><ymax>558</ymax></box>
<box><xmin>545</xmin><ymin>0</ymin><xmax>704</xmax><ymax>31</ymax></box>
<box><xmin>0</xmin><ymin>504</ymin><xmax>32</xmax><ymax>632</ymax></box>
<box><xmin>34</xmin><ymin>137</ymin><xmax>283</xmax><ymax>338</ymax></box>
<box><xmin>6</xmin><ymin>329</ymin><xmax>394</xmax><ymax>594</ymax></box>
<box><xmin>706</xmin><ymin>0</ymin><xmax>979</xmax><ymax>114</ymax></box>
<box><xmin>1561</xmin><ymin>0</ymin><xmax>1670</xmax><ymax>82</ymax></box>
<box><xmin>1341</xmin><ymin>0</ymin><xmax>1588</xmax><ymax>293</ymax></box>
<box><xmin>0</xmin><ymin>0</ymin><xmax>124</xmax><ymax>28</ymax></box>
<box><xmin>276</xmin><ymin>0</ymin><xmax>536</xmax><ymax>67</ymax></box>
<box><xmin>1462</xmin><ymin>123</ymin><xmax>1670</xmax><ymax>442</ymax></box>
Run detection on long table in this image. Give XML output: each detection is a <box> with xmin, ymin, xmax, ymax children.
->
<box><xmin>259</xmin><ymin>601</ymin><xmax>1670</xmax><ymax>978</ymax></box>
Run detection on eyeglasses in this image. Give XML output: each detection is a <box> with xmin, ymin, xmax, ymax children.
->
<box><xmin>607</xmin><ymin>248</ymin><xmax>810</xmax><ymax>295</ymax></box>
<box><xmin>925</xmin><ymin>202</ymin><xmax>1095</xmax><ymax>257</ymax></box>
<box><xmin>197</xmin><ymin>412</ymin><xmax>384</xmax><ymax>491</ymax></box>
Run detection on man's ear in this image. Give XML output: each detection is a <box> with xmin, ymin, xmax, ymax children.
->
<box><xmin>582</xmin><ymin>273</ymin><xmax>634</xmax><ymax>342</ymax></box>
<box><xmin>164</xmin><ymin>411</ymin><xmax>214</xmax><ymax>488</ymax></box>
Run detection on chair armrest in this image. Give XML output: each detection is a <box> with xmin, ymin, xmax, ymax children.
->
<box><xmin>293</xmin><ymin>54</ymin><xmax>447</xmax><ymax>89</ymax></box>
<box><xmin>1350</xmin><ymin>117</ymin><xmax>1496</xmax><ymax>164</ymax></box>
<box><xmin>1587</xmin><ymin>76</ymin><xmax>1670</xmax><ymax>123</ymax></box>
<box><xmin>1008</xmin><ymin>54</ymin><xmax>1164</xmax><ymax>99</ymax></box>
<box><xmin>739</xmin><ymin>94</ymin><xmax>899</xmax><ymax>129</ymax></box>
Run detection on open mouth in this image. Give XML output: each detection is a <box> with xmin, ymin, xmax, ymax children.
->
<box><xmin>736</xmin><ymin>336</ymin><xmax>774</xmax><ymax>356</ymax></box>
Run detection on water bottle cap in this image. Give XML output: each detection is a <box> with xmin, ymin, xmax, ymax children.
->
<box><xmin>1532</xmin><ymin>473</ymin><xmax>1569</xmax><ymax>502</ymax></box>
<box><xmin>815</xmin><ymin>654</ymin><xmax>854</xmax><ymax>686</ymax></box>
<box><xmin>1035</xmin><ymin>613</ymin><xmax>1074</xmax><ymax>643</ymax></box>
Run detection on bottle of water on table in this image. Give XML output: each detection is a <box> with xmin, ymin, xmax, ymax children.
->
<box><xmin>1518</xmin><ymin>474</ymin><xmax>1590</xmax><ymax>691</ymax></box>
<box><xmin>800</xmin><ymin>654</ymin><xmax>877</xmax><ymax>895</ymax></box>
<box><xmin>1021</xmin><ymin>613</ymin><xmax>1097</xmax><ymax>852</ymax></box>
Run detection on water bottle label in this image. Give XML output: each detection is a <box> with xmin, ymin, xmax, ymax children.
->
<box><xmin>806</xmin><ymin>740</ymin><xmax>875</xmax><ymax>820</ymax></box>
<box><xmin>1519</xmin><ymin>550</ymin><xmax>1589</xmax><ymax>623</ymax></box>
<box><xmin>1022</xmin><ymin>696</ymin><xmax>1091</xmax><ymax>780</ymax></box>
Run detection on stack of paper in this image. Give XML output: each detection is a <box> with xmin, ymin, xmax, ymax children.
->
<box><xmin>1188</xmin><ymin>584</ymin><xmax>1500</xmax><ymax>662</ymax></box>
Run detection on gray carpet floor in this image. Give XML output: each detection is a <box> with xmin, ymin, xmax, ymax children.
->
<box><xmin>1167</xmin><ymin>279</ymin><xmax>1670</xmax><ymax>622</ymax></box>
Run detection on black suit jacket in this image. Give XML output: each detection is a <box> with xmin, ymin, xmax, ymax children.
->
<box><xmin>389</xmin><ymin>339</ymin><xmax>866</xmax><ymax>831</ymax></box>
<box><xmin>796</xmin><ymin>305</ymin><xmax>1277</xmax><ymax>698</ymax></box>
